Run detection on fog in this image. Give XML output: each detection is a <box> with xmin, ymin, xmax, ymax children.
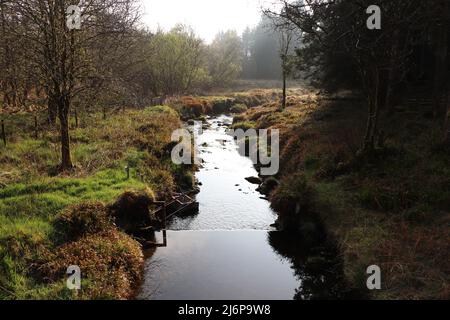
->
<box><xmin>140</xmin><ymin>0</ymin><xmax>272</xmax><ymax>42</ymax></box>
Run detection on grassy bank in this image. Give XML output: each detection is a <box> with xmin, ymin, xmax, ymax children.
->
<box><xmin>235</xmin><ymin>93</ymin><xmax>450</xmax><ymax>299</ymax></box>
<box><xmin>166</xmin><ymin>88</ymin><xmax>298</xmax><ymax>120</ymax></box>
<box><xmin>0</xmin><ymin>105</ymin><xmax>193</xmax><ymax>299</ymax></box>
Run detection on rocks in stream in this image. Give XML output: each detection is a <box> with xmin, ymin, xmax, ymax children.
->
<box><xmin>256</xmin><ymin>177</ymin><xmax>280</xmax><ymax>196</ymax></box>
<box><xmin>245</xmin><ymin>176</ymin><xmax>262</xmax><ymax>185</ymax></box>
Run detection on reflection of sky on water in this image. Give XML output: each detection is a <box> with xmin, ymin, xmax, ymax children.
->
<box><xmin>169</xmin><ymin>115</ymin><xmax>276</xmax><ymax>231</ymax></box>
<box><xmin>138</xmin><ymin>231</ymin><xmax>299</xmax><ymax>300</ymax></box>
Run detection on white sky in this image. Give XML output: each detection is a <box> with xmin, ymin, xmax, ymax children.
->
<box><xmin>139</xmin><ymin>0</ymin><xmax>275</xmax><ymax>43</ymax></box>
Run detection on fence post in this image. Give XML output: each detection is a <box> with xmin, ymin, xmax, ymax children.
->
<box><xmin>162</xmin><ymin>230</ymin><xmax>167</xmax><ymax>247</ymax></box>
<box><xmin>125</xmin><ymin>165</ymin><xmax>130</xmax><ymax>180</ymax></box>
<box><xmin>1</xmin><ymin>120</ymin><xmax>6</xmax><ymax>146</ymax></box>
<box><xmin>163</xmin><ymin>202</ymin><xmax>167</xmax><ymax>229</ymax></box>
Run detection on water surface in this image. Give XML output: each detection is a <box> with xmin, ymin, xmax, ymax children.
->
<box><xmin>169</xmin><ymin>115</ymin><xmax>276</xmax><ymax>230</ymax></box>
<box><xmin>138</xmin><ymin>231</ymin><xmax>298</xmax><ymax>300</ymax></box>
<box><xmin>138</xmin><ymin>115</ymin><xmax>350</xmax><ymax>300</ymax></box>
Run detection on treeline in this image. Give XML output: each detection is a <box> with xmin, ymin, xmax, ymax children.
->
<box><xmin>242</xmin><ymin>16</ymin><xmax>285</xmax><ymax>80</ymax></box>
<box><xmin>265</xmin><ymin>0</ymin><xmax>450</xmax><ymax>150</ymax></box>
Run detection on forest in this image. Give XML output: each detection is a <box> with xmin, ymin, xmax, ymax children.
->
<box><xmin>0</xmin><ymin>0</ymin><xmax>449</xmax><ymax>301</ymax></box>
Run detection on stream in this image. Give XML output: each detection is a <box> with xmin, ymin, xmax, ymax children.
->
<box><xmin>137</xmin><ymin>115</ymin><xmax>348</xmax><ymax>300</ymax></box>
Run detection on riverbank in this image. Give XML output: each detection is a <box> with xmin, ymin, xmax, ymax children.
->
<box><xmin>234</xmin><ymin>93</ymin><xmax>450</xmax><ymax>299</ymax></box>
<box><xmin>137</xmin><ymin>112</ymin><xmax>352</xmax><ymax>300</ymax></box>
<box><xmin>0</xmin><ymin>106</ymin><xmax>194</xmax><ymax>299</ymax></box>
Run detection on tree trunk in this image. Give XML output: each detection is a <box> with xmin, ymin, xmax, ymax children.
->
<box><xmin>432</xmin><ymin>6</ymin><xmax>449</xmax><ymax>119</ymax></box>
<box><xmin>443</xmin><ymin>90</ymin><xmax>450</xmax><ymax>145</ymax></box>
<box><xmin>363</xmin><ymin>67</ymin><xmax>380</xmax><ymax>152</ymax></box>
<box><xmin>281</xmin><ymin>70</ymin><xmax>287</xmax><ymax>110</ymax></box>
<box><xmin>48</xmin><ymin>95</ymin><xmax>57</xmax><ymax>125</ymax></box>
<box><xmin>58</xmin><ymin>96</ymin><xmax>73</xmax><ymax>170</ymax></box>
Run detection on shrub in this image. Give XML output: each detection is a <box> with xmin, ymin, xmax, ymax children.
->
<box><xmin>174</xmin><ymin>167</ymin><xmax>195</xmax><ymax>191</ymax></box>
<box><xmin>109</xmin><ymin>190</ymin><xmax>155</xmax><ymax>234</ymax></box>
<box><xmin>232</xmin><ymin>114</ymin><xmax>247</xmax><ymax>125</ymax></box>
<box><xmin>211</xmin><ymin>99</ymin><xmax>234</xmax><ymax>114</ymax></box>
<box><xmin>54</xmin><ymin>202</ymin><xmax>113</xmax><ymax>243</ymax></box>
<box><xmin>179</xmin><ymin>96</ymin><xmax>211</xmax><ymax>118</ymax></box>
<box><xmin>230</xmin><ymin>104</ymin><xmax>248</xmax><ymax>114</ymax></box>
<box><xmin>270</xmin><ymin>173</ymin><xmax>314</xmax><ymax>229</ymax></box>
<box><xmin>38</xmin><ymin>229</ymin><xmax>143</xmax><ymax>299</ymax></box>
<box><xmin>231</xmin><ymin>121</ymin><xmax>256</xmax><ymax>131</ymax></box>
<box><xmin>257</xmin><ymin>177</ymin><xmax>279</xmax><ymax>196</ymax></box>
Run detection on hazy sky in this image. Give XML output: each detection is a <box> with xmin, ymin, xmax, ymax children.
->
<box><xmin>140</xmin><ymin>0</ymin><xmax>274</xmax><ymax>43</ymax></box>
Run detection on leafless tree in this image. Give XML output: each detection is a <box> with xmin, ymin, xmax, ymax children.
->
<box><xmin>5</xmin><ymin>0</ymin><xmax>139</xmax><ymax>170</ymax></box>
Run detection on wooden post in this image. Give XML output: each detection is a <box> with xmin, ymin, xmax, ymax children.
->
<box><xmin>163</xmin><ymin>202</ymin><xmax>167</xmax><ymax>229</ymax></box>
<box><xmin>103</xmin><ymin>106</ymin><xmax>106</xmax><ymax>120</ymax></box>
<box><xmin>162</xmin><ymin>230</ymin><xmax>167</xmax><ymax>247</ymax></box>
<box><xmin>1</xmin><ymin>120</ymin><xmax>6</xmax><ymax>146</ymax></box>
<box><xmin>125</xmin><ymin>165</ymin><xmax>130</xmax><ymax>180</ymax></box>
<box><xmin>162</xmin><ymin>202</ymin><xmax>167</xmax><ymax>246</ymax></box>
<box><xmin>34</xmin><ymin>115</ymin><xmax>38</xmax><ymax>138</ymax></box>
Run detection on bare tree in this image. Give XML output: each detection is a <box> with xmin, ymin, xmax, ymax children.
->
<box><xmin>279</xmin><ymin>29</ymin><xmax>293</xmax><ymax>110</ymax></box>
<box><xmin>7</xmin><ymin>0</ymin><xmax>139</xmax><ymax>170</ymax></box>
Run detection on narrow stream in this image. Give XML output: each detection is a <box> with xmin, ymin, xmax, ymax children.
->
<box><xmin>138</xmin><ymin>115</ymin><xmax>348</xmax><ymax>300</ymax></box>
<box><xmin>170</xmin><ymin>115</ymin><xmax>275</xmax><ymax>230</ymax></box>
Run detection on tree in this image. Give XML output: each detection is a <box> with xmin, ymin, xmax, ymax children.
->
<box><xmin>266</xmin><ymin>0</ymin><xmax>430</xmax><ymax>152</ymax></box>
<box><xmin>0</xmin><ymin>1</ymin><xmax>38</xmax><ymax>111</ymax></box>
<box><xmin>146</xmin><ymin>25</ymin><xmax>207</xmax><ymax>96</ymax></box>
<box><xmin>241</xmin><ymin>16</ymin><xmax>283</xmax><ymax>80</ymax></box>
<box><xmin>8</xmin><ymin>0</ymin><xmax>139</xmax><ymax>170</ymax></box>
<box><xmin>279</xmin><ymin>29</ymin><xmax>294</xmax><ymax>110</ymax></box>
<box><xmin>208</xmin><ymin>30</ymin><xmax>243</xmax><ymax>87</ymax></box>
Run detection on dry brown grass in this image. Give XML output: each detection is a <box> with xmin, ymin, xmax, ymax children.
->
<box><xmin>38</xmin><ymin>229</ymin><xmax>143</xmax><ymax>300</ymax></box>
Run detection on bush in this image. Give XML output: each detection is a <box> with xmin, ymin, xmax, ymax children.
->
<box><xmin>232</xmin><ymin>114</ymin><xmax>246</xmax><ymax>123</ymax></box>
<box><xmin>54</xmin><ymin>202</ymin><xmax>113</xmax><ymax>243</ymax></box>
<box><xmin>231</xmin><ymin>121</ymin><xmax>256</xmax><ymax>131</ymax></box>
<box><xmin>174</xmin><ymin>167</ymin><xmax>195</xmax><ymax>191</ymax></box>
<box><xmin>270</xmin><ymin>173</ymin><xmax>314</xmax><ymax>228</ymax></box>
<box><xmin>230</xmin><ymin>104</ymin><xmax>248</xmax><ymax>114</ymax></box>
<box><xmin>179</xmin><ymin>96</ymin><xmax>212</xmax><ymax>118</ymax></box>
<box><xmin>257</xmin><ymin>177</ymin><xmax>279</xmax><ymax>196</ymax></box>
<box><xmin>211</xmin><ymin>99</ymin><xmax>234</xmax><ymax>114</ymax></box>
<box><xmin>109</xmin><ymin>190</ymin><xmax>155</xmax><ymax>234</ymax></box>
<box><xmin>38</xmin><ymin>229</ymin><xmax>143</xmax><ymax>299</ymax></box>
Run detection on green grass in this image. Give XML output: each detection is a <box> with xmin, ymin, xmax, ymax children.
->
<box><xmin>0</xmin><ymin>105</ymin><xmax>187</xmax><ymax>299</ymax></box>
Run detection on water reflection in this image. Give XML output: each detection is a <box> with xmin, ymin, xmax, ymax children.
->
<box><xmin>138</xmin><ymin>231</ymin><xmax>299</xmax><ymax>300</ymax></box>
<box><xmin>138</xmin><ymin>230</ymin><xmax>357</xmax><ymax>300</ymax></box>
<box><xmin>169</xmin><ymin>115</ymin><xmax>276</xmax><ymax>230</ymax></box>
<box><xmin>138</xmin><ymin>115</ymin><xmax>358</xmax><ymax>300</ymax></box>
<box><xmin>268</xmin><ymin>231</ymin><xmax>359</xmax><ymax>300</ymax></box>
